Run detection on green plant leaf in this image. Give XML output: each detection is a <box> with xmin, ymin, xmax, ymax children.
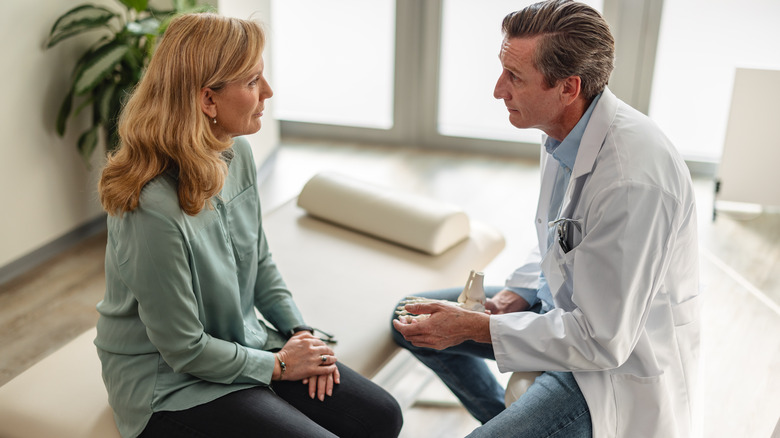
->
<box><xmin>74</xmin><ymin>95</ymin><xmax>95</xmax><ymax>118</ymax></box>
<box><xmin>173</xmin><ymin>0</ymin><xmax>215</xmax><ymax>14</ymax></box>
<box><xmin>174</xmin><ymin>0</ymin><xmax>198</xmax><ymax>12</ymax></box>
<box><xmin>73</xmin><ymin>43</ymin><xmax>130</xmax><ymax>95</ymax></box>
<box><xmin>121</xmin><ymin>47</ymin><xmax>142</xmax><ymax>79</ymax></box>
<box><xmin>97</xmin><ymin>82</ymin><xmax>118</xmax><ymax>125</ymax></box>
<box><xmin>47</xmin><ymin>0</ymin><xmax>209</xmax><ymax>163</ymax></box>
<box><xmin>118</xmin><ymin>0</ymin><xmax>149</xmax><ymax>13</ymax></box>
<box><xmin>126</xmin><ymin>16</ymin><xmax>161</xmax><ymax>36</ymax></box>
<box><xmin>56</xmin><ymin>90</ymin><xmax>74</xmax><ymax>137</ymax></box>
<box><xmin>77</xmin><ymin>126</ymin><xmax>100</xmax><ymax>165</ymax></box>
<box><xmin>106</xmin><ymin>87</ymin><xmax>126</xmax><ymax>152</ymax></box>
<box><xmin>46</xmin><ymin>5</ymin><xmax>116</xmax><ymax>48</ymax></box>
<box><xmin>185</xmin><ymin>4</ymin><xmax>217</xmax><ymax>14</ymax></box>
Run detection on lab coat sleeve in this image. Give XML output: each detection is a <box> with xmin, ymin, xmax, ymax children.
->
<box><xmin>491</xmin><ymin>181</ymin><xmax>681</xmax><ymax>372</ymax></box>
<box><xmin>504</xmin><ymin>245</ymin><xmax>542</xmax><ymax>305</ymax></box>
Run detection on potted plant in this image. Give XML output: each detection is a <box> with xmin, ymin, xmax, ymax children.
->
<box><xmin>46</xmin><ymin>0</ymin><xmax>212</xmax><ymax>165</ymax></box>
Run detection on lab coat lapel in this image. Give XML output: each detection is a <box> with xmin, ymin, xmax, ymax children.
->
<box><xmin>539</xmin><ymin>88</ymin><xmax>620</xmax><ymax>296</ymax></box>
<box><xmin>558</xmin><ymin>88</ymin><xmax>620</xmax><ymax>220</ymax></box>
<box><xmin>535</xmin><ymin>146</ymin><xmax>559</xmax><ymax>252</ymax></box>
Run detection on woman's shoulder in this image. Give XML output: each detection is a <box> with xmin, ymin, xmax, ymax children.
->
<box><xmin>134</xmin><ymin>172</ymin><xmax>186</xmax><ymax>220</ymax></box>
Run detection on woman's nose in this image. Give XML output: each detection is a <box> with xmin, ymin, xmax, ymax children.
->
<box><xmin>261</xmin><ymin>81</ymin><xmax>273</xmax><ymax>100</ymax></box>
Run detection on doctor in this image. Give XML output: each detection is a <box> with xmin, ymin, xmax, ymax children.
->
<box><xmin>392</xmin><ymin>1</ymin><xmax>701</xmax><ymax>437</ymax></box>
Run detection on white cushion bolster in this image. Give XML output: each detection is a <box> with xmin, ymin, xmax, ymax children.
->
<box><xmin>297</xmin><ymin>172</ymin><xmax>471</xmax><ymax>255</ymax></box>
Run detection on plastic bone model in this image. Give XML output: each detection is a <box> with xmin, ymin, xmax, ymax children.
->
<box><xmin>396</xmin><ymin>270</ymin><xmax>486</xmax><ymax>321</ymax></box>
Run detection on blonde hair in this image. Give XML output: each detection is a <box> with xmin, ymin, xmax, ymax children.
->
<box><xmin>99</xmin><ymin>13</ymin><xmax>265</xmax><ymax>215</ymax></box>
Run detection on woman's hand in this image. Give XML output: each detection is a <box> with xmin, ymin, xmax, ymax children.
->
<box><xmin>274</xmin><ymin>332</ymin><xmax>339</xmax><ymax>401</ymax></box>
<box><xmin>302</xmin><ymin>366</ymin><xmax>341</xmax><ymax>401</ymax></box>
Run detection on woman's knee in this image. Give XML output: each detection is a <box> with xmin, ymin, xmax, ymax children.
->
<box><xmin>329</xmin><ymin>380</ymin><xmax>403</xmax><ymax>437</ymax></box>
<box><xmin>365</xmin><ymin>390</ymin><xmax>403</xmax><ymax>438</ymax></box>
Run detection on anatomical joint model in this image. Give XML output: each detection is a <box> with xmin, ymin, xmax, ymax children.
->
<box><xmin>396</xmin><ymin>270</ymin><xmax>486</xmax><ymax>321</ymax></box>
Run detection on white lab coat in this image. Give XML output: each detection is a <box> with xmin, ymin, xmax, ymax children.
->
<box><xmin>490</xmin><ymin>88</ymin><xmax>701</xmax><ymax>438</ymax></box>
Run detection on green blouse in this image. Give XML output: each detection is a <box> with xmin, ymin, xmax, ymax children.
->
<box><xmin>94</xmin><ymin>137</ymin><xmax>305</xmax><ymax>438</ymax></box>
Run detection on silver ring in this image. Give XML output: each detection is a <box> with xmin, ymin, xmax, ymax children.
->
<box><xmin>320</xmin><ymin>355</ymin><xmax>327</xmax><ymax>363</ymax></box>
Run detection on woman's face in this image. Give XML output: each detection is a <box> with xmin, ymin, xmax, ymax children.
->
<box><xmin>209</xmin><ymin>58</ymin><xmax>273</xmax><ymax>140</ymax></box>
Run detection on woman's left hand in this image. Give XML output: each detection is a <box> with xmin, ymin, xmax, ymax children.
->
<box><xmin>286</xmin><ymin>331</ymin><xmax>339</xmax><ymax>401</ymax></box>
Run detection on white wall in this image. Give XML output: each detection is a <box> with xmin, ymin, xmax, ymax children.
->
<box><xmin>0</xmin><ymin>0</ymin><xmax>278</xmax><ymax>272</ymax></box>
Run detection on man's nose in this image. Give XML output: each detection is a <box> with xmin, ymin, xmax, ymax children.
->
<box><xmin>493</xmin><ymin>74</ymin><xmax>508</xmax><ymax>100</ymax></box>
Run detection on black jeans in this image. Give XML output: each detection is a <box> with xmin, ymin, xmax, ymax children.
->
<box><xmin>140</xmin><ymin>363</ymin><xmax>402</xmax><ymax>438</ymax></box>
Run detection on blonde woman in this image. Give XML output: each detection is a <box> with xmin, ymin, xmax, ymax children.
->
<box><xmin>96</xmin><ymin>13</ymin><xmax>402</xmax><ymax>438</ymax></box>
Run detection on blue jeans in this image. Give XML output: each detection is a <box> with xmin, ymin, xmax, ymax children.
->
<box><xmin>391</xmin><ymin>286</ymin><xmax>591</xmax><ymax>437</ymax></box>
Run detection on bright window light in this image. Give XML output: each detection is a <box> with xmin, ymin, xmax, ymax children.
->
<box><xmin>270</xmin><ymin>0</ymin><xmax>396</xmax><ymax>129</ymax></box>
<box><xmin>437</xmin><ymin>0</ymin><xmax>603</xmax><ymax>145</ymax></box>
<box><xmin>649</xmin><ymin>0</ymin><xmax>780</xmax><ymax>162</ymax></box>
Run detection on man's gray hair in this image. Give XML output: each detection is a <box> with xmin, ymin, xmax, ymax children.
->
<box><xmin>502</xmin><ymin>0</ymin><xmax>615</xmax><ymax>101</ymax></box>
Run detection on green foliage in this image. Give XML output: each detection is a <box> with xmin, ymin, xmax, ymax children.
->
<box><xmin>47</xmin><ymin>0</ymin><xmax>213</xmax><ymax>166</ymax></box>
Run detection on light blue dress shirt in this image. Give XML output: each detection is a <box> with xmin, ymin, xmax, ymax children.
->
<box><xmin>507</xmin><ymin>93</ymin><xmax>602</xmax><ymax>311</ymax></box>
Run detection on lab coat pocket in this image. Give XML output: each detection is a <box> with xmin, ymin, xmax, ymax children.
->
<box><xmin>672</xmin><ymin>295</ymin><xmax>701</xmax><ymax>400</ymax></box>
<box><xmin>611</xmin><ymin>372</ymin><xmax>678</xmax><ymax>438</ymax></box>
<box><xmin>541</xmin><ymin>239</ymin><xmax>576</xmax><ymax>300</ymax></box>
<box><xmin>671</xmin><ymin>294</ymin><xmax>701</xmax><ymax>327</ymax></box>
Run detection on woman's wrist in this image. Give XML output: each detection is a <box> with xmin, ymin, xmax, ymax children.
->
<box><xmin>274</xmin><ymin>353</ymin><xmax>287</xmax><ymax>381</ymax></box>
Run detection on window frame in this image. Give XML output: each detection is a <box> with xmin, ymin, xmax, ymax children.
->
<box><xmin>277</xmin><ymin>0</ymin><xmax>668</xmax><ymax>162</ymax></box>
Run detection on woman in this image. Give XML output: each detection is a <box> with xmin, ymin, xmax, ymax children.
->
<box><xmin>96</xmin><ymin>13</ymin><xmax>402</xmax><ymax>438</ymax></box>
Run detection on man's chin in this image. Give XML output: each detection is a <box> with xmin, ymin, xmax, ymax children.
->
<box><xmin>508</xmin><ymin>118</ymin><xmax>528</xmax><ymax>130</ymax></box>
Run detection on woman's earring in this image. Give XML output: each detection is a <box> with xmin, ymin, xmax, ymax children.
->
<box><xmin>212</xmin><ymin>117</ymin><xmax>217</xmax><ymax>125</ymax></box>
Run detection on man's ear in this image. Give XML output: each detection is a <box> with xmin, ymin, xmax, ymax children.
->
<box><xmin>200</xmin><ymin>87</ymin><xmax>217</xmax><ymax>119</ymax></box>
<box><xmin>560</xmin><ymin>76</ymin><xmax>582</xmax><ymax>106</ymax></box>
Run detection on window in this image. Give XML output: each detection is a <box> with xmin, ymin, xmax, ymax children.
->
<box><xmin>271</xmin><ymin>0</ymin><xmax>660</xmax><ymax>160</ymax></box>
<box><xmin>648</xmin><ymin>0</ymin><xmax>780</xmax><ymax>162</ymax></box>
<box><xmin>437</xmin><ymin>0</ymin><xmax>602</xmax><ymax>144</ymax></box>
<box><xmin>270</xmin><ymin>0</ymin><xmax>396</xmax><ymax>129</ymax></box>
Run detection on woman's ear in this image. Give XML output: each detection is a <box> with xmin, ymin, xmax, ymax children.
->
<box><xmin>200</xmin><ymin>87</ymin><xmax>217</xmax><ymax>119</ymax></box>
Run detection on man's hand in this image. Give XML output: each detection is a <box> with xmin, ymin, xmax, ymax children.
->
<box><xmin>392</xmin><ymin>301</ymin><xmax>491</xmax><ymax>349</ymax></box>
<box><xmin>484</xmin><ymin>289</ymin><xmax>530</xmax><ymax>315</ymax></box>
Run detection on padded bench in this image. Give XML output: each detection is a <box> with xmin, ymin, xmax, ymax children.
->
<box><xmin>0</xmin><ymin>184</ymin><xmax>505</xmax><ymax>437</ymax></box>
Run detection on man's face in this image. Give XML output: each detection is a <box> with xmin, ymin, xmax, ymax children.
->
<box><xmin>493</xmin><ymin>37</ymin><xmax>566</xmax><ymax>137</ymax></box>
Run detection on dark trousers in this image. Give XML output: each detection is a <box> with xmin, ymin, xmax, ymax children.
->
<box><xmin>140</xmin><ymin>362</ymin><xmax>402</xmax><ymax>438</ymax></box>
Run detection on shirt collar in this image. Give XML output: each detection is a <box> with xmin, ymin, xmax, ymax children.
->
<box><xmin>544</xmin><ymin>92</ymin><xmax>603</xmax><ymax>173</ymax></box>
